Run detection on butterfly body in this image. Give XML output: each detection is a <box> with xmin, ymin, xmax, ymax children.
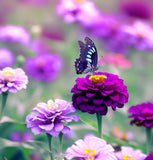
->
<box><xmin>75</xmin><ymin>37</ymin><xmax>99</xmax><ymax>74</ymax></box>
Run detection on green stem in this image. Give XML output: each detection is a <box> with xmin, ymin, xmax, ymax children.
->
<box><xmin>0</xmin><ymin>91</ymin><xmax>8</xmax><ymax>120</ymax></box>
<box><xmin>46</xmin><ymin>133</ymin><xmax>54</xmax><ymax>160</ymax></box>
<box><xmin>96</xmin><ymin>113</ymin><xmax>102</xmax><ymax>138</ymax></box>
<box><xmin>59</xmin><ymin>132</ymin><xmax>63</xmax><ymax>153</ymax></box>
<box><xmin>146</xmin><ymin>127</ymin><xmax>152</xmax><ymax>154</ymax></box>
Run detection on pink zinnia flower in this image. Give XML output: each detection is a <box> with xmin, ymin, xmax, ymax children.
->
<box><xmin>98</xmin><ymin>54</ymin><xmax>132</xmax><ymax>69</ymax></box>
<box><xmin>115</xmin><ymin>146</ymin><xmax>147</xmax><ymax>160</ymax></box>
<box><xmin>56</xmin><ymin>0</ymin><xmax>101</xmax><ymax>25</ymax></box>
<box><xmin>0</xmin><ymin>25</ymin><xmax>30</xmax><ymax>46</ymax></box>
<box><xmin>0</xmin><ymin>67</ymin><xmax>28</xmax><ymax>93</ymax></box>
<box><xmin>65</xmin><ymin>135</ymin><xmax>117</xmax><ymax>160</ymax></box>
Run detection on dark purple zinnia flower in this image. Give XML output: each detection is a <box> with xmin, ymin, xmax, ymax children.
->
<box><xmin>26</xmin><ymin>99</ymin><xmax>79</xmax><ymax>137</ymax></box>
<box><xmin>145</xmin><ymin>153</ymin><xmax>153</xmax><ymax>160</ymax></box>
<box><xmin>128</xmin><ymin>102</ymin><xmax>153</xmax><ymax>128</ymax></box>
<box><xmin>119</xmin><ymin>0</ymin><xmax>152</xmax><ymax>20</ymax></box>
<box><xmin>71</xmin><ymin>72</ymin><xmax>129</xmax><ymax>115</ymax></box>
<box><xmin>25</xmin><ymin>53</ymin><xmax>62</xmax><ymax>83</ymax></box>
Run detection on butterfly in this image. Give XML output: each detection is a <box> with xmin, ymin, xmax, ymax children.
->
<box><xmin>75</xmin><ymin>37</ymin><xmax>99</xmax><ymax>74</ymax></box>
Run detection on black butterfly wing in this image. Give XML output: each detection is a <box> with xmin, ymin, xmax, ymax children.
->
<box><xmin>75</xmin><ymin>37</ymin><xmax>98</xmax><ymax>74</ymax></box>
<box><xmin>84</xmin><ymin>37</ymin><xmax>98</xmax><ymax>68</ymax></box>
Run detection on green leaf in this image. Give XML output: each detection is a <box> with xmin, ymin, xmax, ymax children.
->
<box><xmin>79</xmin><ymin>114</ymin><xmax>97</xmax><ymax>129</ymax></box>
<box><xmin>0</xmin><ymin>116</ymin><xmax>26</xmax><ymax>125</ymax></box>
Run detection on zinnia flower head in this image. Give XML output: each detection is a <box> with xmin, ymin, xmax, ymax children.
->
<box><xmin>25</xmin><ymin>53</ymin><xmax>62</xmax><ymax>83</ymax></box>
<box><xmin>0</xmin><ymin>67</ymin><xmax>28</xmax><ymax>94</ymax></box>
<box><xmin>65</xmin><ymin>135</ymin><xmax>117</xmax><ymax>160</ymax></box>
<box><xmin>115</xmin><ymin>146</ymin><xmax>147</xmax><ymax>160</ymax></box>
<box><xmin>10</xmin><ymin>131</ymin><xmax>33</xmax><ymax>142</ymax></box>
<box><xmin>119</xmin><ymin>0</ymin><xmax>152</xmax><ymax>20</ymax></box>
<box><xmin>145</xmin><ymin>153</ymin><xmax>153</xmax><ymax>160</ymax></box>
<box><xmin>0</xmin><ymin>48</ymin><xmax>15</xmax><ymax>69</ymax></box>
<box><xmin>98</xmin><ymin>54</ymin><xmax>131</xmax><ymax>69</ymax></box>
<box><xmin>26</xmin><ymin>99</ymin><xmax>79</xmax><ymax>137</ymax></box>
<box><xmin>128</xmin><ymin>102</ymin><xmax>153</xmax><ymax>128</ymax></box>
<box><xmin>0</xmin><ymin>25</ymin><xmax>30</xmax><ymax>46</ymax></box>
<box><xmin>121</xmin><ymin>21</ymin><xmax>153</xmax><ymax>51</ymax></box>
<box><xmin>71</xmin><ymin>72</ymin><xmax>129</xmax><ymax>115</ymax></box>
<box><xmin>56</xmin><ymin>0</ymin><xmax>101</xmax><ymax>25</ymax></box>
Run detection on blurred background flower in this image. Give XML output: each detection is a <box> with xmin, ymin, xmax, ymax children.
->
<box><xmin>119</xmin><ymin>0</ymin><xmax>152</xmax><ymax>20</ymax></box>
<box><xmin>0</xmin><ymin>48</ymin><xmax>15</xmax><ymax>69</ymax></box>
<box><xmin>10</xmin><ymin>131</ymin><xmax>33</xmax><ymax>142</ymax></box>
<box><xmin>0</xmin><ymin>25</ymin><xmax>30</xmax><ymax>46</ymax></box>
<box><xmin>25</xmin><ymin>53</ymin><xmax>62</xmax><ymax>83</ymax></box>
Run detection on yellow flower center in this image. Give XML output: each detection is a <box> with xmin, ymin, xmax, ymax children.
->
<box><xmin>48</xmin><ymin>103</ymin><xmax>58</xmax><ymax>109</ymax></box>
<box><xmin>74</xmin><ymin>0</ymin><xmax>85</xmax><ymax>4</ymax></box>
<box><xmin>89</xmin><ymin>75</ymin><xmax>107</xmax><ymax>84</ymax></box>
<box><xmin>123</xmin><ymin>155</ymin><xmax>134</xmax><ymax>160</ymax></box>
<box><xmin>84</xmin><ymin>149</ymin><xmax>96</xmax><ymax>160</ymax></box>
<box><xmin>3</xmin><ymin>70</ymin><xmax>15</xmax><ymax>81</ymax></box>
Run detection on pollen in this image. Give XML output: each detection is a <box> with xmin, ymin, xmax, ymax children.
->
<box><xmin>123</xmin><ymin>155</ymin><xmax>134</xmax><ymax>160</ymax></box>
<box><xmin>3</xmin><ymin>70</ymin><xmax>15</xmax><ymax>81</ymax></box>
<box><xmin>84</xmin><ymin>149</ymin><xmax>96</xmax><ymax>160</ymax></box>
<box><xmin>89</xmin><ymin>75</ymin><xmax>107</xmax><ymax>83</ymax></box>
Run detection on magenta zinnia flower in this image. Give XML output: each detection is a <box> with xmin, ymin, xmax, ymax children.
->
<box><xmin>0</xmin><ymin>48</ymin><xmax>15</xmax><ymax>69</ymax></box>
<box><xmin>65</xmin><ymin>135</ymin><xmax>117</xmax><ymax>160</ymax></box>
<box><xmin>71</xmin><ymin>72</ymin><xmax>129</xmax><ymax>115</ymax></box>
<box><xmin>0</xmin><ymin>25</ymin><xmax>30</xmax><ymax>46</ymax></box>
<box><xmin>0</xmin><ymin>67</ymin><xmax>28</xmax><ymax>93</ymax></box>
<box><xmin>25</xmin><ymin>53</ymin><xmax>62</xmax><ymax>83</ymax></box>
<box><xmin>145</xmin><ymin>153</ymin><xmax>153</xmax><ymax>160</ymax></box>
<box><xmin>119</xmin><ymin>0</ymin><xmax>152</xmax><ymax>20</ymax></box>
<box><xmin>26</xmin><ymin>99</ymin><xmax>79</xmax><ymax>137</ymax></box>
<box><xmin>115</xmin><ymin>146</ymin><xmax>147</xmax><ymax>160</ymax></box>
<box><xmin>128</xmin><ymin>102</ymin><xmax>153</xmax><ymax>128</ymax></box>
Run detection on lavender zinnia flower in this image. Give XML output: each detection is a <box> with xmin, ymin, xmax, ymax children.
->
<box><xmin>0</xmin><ymin>67</ymin><xmax>28</xmax><ymax>93</ymax></box>
<box><xmin>128</xmin><ymin>102</ymin><xmax>153</xmax><ymax>128</ymax></box>
<box><xmin>26</xmin><ymin>99</ymin><xmax>79</xmax><ymax>137</ymax></box>
<box><xmin>25</xmin><ymin>53</ymin><xmax>62</xmax><ymax>83</ymax></box>
<box><xmin>65</xmin><ymin>135</ymin><xmax>117</xmax><ymax>160</ymax></box>
<box><xmin>0</xmin><ymin>48</ymin><xmax>14</xmax><ymax>69</ymax></box>
<box><xmin>145</xmin><ymin>153</ymin><xmax>153</xmax><ymax>160</ymax></box>
<box><xmin>0</xmin><ymin>25</ymin><xmax>30</xmax><ymax>46</ymax></box>
<box><xmin>71</xmin><ymin>72</ymin><xmax>129</xmax><ymax>115</ymax></box>
<box><xmin>115</xmin><ymin>146</ymin><xmax>147</xmax><ymax>160</ymax></box>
